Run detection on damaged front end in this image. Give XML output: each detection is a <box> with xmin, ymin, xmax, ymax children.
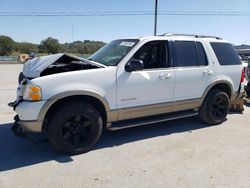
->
<box><xmin>9</xmin><ymin>53</ymin><xmax>105</xmax><ymax>136</ymax></box>
<box><xmin>10</xmin><ymin>53</ymin><xmax>104</xmax><ymax>106</ymax></box>
<box><xmin>11</xmin><ymin>115</ymin><xmax>25</xmax><ymax>137</ymax></box>
<box><xmin>23</xmin><ymin>53</ymin><xmax>105</xmax><ymax>78</ymax></box>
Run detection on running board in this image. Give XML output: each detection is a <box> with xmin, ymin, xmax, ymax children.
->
<box><xmin>107</xmin><ymin>110</ymin><xmax>199</xmax><ymax>131</ymax></box>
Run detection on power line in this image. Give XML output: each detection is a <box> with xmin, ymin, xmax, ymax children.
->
<box><xmin>0</xmin><ymin>11</ymin><xmax>249</xmax><ymax>17</ymax></box>
<box><xmin>0</xmin><ymin>10</ymin><xmax>248</xmax><ymax>14</ymax></box>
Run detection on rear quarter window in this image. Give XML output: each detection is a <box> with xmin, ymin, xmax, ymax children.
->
<box><xmin>196</xmin><ymin>42</ymin><xmax>208</xmax><ymax>66</ymax></box>
<box><xmin>210</xmin><ymin>42</ymin><xmax>241</xmax><ymax>65</ymax></box>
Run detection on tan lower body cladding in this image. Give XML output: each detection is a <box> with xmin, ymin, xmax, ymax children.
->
<box><xmin>115</xmin><ymin>98</ymin><xmax>201</xmax><ymax>121</ymax></box>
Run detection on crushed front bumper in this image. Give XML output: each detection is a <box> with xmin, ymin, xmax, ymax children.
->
<box><xmin>16</xmin><ymin>119</ymin><xmax>43</xmax><ymax>132</ymax></box>
<box><xmin>9</xmin><ymin>99</ymin><xmax>46</xmax><ymax>134</ymax></box>
<box><xmin>12</xmin><ymin>115</ymin><xmax>43</xmax><ymax>137</ymax></box>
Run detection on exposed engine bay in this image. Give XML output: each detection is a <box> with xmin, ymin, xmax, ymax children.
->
<box><xmin>40</xmin><ymin>55</ymin><xmax>100</xmax><ymax>77</ymax></box>
<box><xmin>22</xmin><ymin>53</ymin><xmax>105</xmax><ymax>79</ymax></box>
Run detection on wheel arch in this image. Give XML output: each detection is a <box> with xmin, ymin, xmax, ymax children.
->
<box><xmin>38</xmin><ymin>91</ymin><xmax>112</xmax><ymax>130</ymax></box>
<box><xmin>201</xmin><ymin>80</ymin><xmax>234</xmax><ymax>104</ymax></box>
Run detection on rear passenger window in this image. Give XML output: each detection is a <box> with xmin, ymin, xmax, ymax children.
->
<box><xmin>210</xmin><ymin>42</ymin><xmax>241</xmax><ymax>65</ymax></box>
<box><xmin>173</xmin><ymin>41</ymin><xmax>197</xmax><ymax>67</ymax></box>
<box><xmin>196</xmin><ymin>42</ymin><xmax>208</xmax><ymax>66</ymax></box>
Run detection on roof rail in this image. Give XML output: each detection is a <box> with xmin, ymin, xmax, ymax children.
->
<box><xmin>161</xmin><ymin>33</ymin><xmax>222</xmax><ymax>40</ymax></box>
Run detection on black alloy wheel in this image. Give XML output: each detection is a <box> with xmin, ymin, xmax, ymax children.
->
<box><xmin>210</xmin><ymin>95</ymin><xmax>228</xmax><ymax>120</ymax></box>
<box><xmin>61</xmin><ymin>114</ymin><xmax>95</xmax><ymax>148</ymax></box>
<box><xmin>48</xmin><ymin>102</ymin><xmax>103</xmax><ymax>154</ymax></box>
<box><xmin>199</xmin><ymin>89</ymin><xmax>229</xmax><ymax>125</ymax></box>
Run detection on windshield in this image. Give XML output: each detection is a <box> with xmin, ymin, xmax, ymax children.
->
<box><xmin>88</xmin><ymin>39</ymin><xmax>139</xmax><ymax>66</ymax></box>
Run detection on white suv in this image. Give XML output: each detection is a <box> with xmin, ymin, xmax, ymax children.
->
<box><xmin>10</xmin><ymin>34</ymin><xmax>243</xmax><ymax>154</ymax></box>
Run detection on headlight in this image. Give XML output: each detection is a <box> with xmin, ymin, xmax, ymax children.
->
<box><xmin>23</xmin><ymin>84</ymin><xmax>42</xmax><ymax>101</ymax></box>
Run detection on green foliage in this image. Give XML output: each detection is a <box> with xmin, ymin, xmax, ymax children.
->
<box><xmin>15</xmin><ymin>42</ymin><xmax>38</xmax><ymax>54</ymax></box>
<box><xmin>39</xmin><ymin>37</ymin><xmax>61</xmax><ymax>54</ymax></box>
<box><xmin>62</xmin><ymin>41</ymin><xmax>105</xmax><ymax>55</ymax></box>
<box><xmin>0</xmin><ymin>35</ymin><xmax>15</xmax><ymax>55</ymax></box>
<box><xmin>1</xmin><ymin>35</ymin><xmax>106</xmax><ymax>56</ymax></box>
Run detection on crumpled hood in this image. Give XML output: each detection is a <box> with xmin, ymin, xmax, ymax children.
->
<box><xmin>22</xmin><ymin>53</ymin><xmax>105</xmax><ymax>78</ymax></box>
<box><xmin>23</xmin><ymin>53</ymin><xmax>64</xmax><ymax>78</ymax></box>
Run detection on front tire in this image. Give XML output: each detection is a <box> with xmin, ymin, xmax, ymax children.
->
<box><xmin>48</xmin><ymin>101</ymin><xmax>102</xmax><ymax>154</ymax></box>
<box><xmin>199</xmin><ymin>89</ymin><xmax>229</xmax><ymax>125</ymax></box>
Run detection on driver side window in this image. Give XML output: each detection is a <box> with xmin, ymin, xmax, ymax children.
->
<box><xmin>133</xmin><ymin>41</ymin><xmax>168</xmax><ymax>69</ymax></box>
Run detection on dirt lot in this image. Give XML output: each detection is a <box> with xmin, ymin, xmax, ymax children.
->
<box><xmin>0</xmin><ymin>64</ymin><xmax>250</xmax><ymax>188</ymax></box>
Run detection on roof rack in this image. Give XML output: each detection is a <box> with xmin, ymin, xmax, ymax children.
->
<box><xmin>161</xmin><ymin>33</ymin><xmax>222</xmax><ymax>40</ymax></box>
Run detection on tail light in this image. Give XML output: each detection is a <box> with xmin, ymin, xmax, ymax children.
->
<box><xmin>241</xmin><ymin>69</ymin><xmax>245</xmax><ymax>83</ymax></box>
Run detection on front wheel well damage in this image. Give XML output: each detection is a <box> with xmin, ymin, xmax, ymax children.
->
<box><xmin>43</xmin><ymin>95</ymin><xmax>107</xmax><ymax>130</ymax></box>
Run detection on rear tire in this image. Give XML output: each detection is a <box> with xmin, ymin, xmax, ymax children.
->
<box><xmin>199</xmin><ymin>89</ymin><xmax>229</xmax><ymax>125</ymax></box>
<box><xmin>48</xmin><ymin>101</ymin><xmax>102</xmax><ymax>155</ymax></box>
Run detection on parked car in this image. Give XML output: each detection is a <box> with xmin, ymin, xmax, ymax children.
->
<box><xmin>9</xmin><ymin>34</ymin><xmax>243</xmax><ymax>154</ymax></box>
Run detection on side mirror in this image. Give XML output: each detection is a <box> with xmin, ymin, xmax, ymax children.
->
<box><xmin>125</xmin><ymin>59</ymin><xmax>143</xmax><ymax>72</ymax></box>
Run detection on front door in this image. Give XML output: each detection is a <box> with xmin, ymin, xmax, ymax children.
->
<box><xmin>116</xmin><ymin>41</ymin><xmax>175</xmax><ymax>120</ymax></box>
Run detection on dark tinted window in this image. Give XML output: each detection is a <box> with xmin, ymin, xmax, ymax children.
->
<box><xmin>211</xmin><ymin>42</ymin><xmax>241</xmax><ymax>65</ymax></box>
<box><xmin>134</xmin><ymin>41</ymin><xmax>168</xmax><ymax>69</ymax></box>
<box><xmin>173</xmin><ymin>41</ymin><xmax>197</xmax><ymax>67</ymax></box>
<box><xmin>196</xmin><ymin>42</ymin><xmax>208</xmax><ymax>66</ymax></box>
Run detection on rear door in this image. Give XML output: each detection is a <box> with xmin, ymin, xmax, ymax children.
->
<box><xmin>172</xmin><ymin>40</ymin><xmax>214</xmax><ymax>101</ymax></box>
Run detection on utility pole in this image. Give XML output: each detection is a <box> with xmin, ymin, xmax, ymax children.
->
<box><xmin>154</xmin><ymin>0</ymin><xmax>158</xmax><ymax>36</ymax></box>
<box><xmin>72</xmin><ymin>25</ymin><xmax>74</xmax><ymax>42</ymax></box>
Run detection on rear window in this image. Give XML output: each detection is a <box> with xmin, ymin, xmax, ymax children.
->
<box><xmin>210</xmin><ymin>42</ymin><xmax>241</xmax><ymax>65</ymax></box>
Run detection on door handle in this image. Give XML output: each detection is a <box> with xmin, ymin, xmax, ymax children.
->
<box><xmin>159</xmin><ymin>73</ymin><xmax>172</xmax><ymax>80</ymax></box>
<box><xmin>203</xmin><ymin>70</ymin><xmax>213</xmax><ymax>76</ymax></box>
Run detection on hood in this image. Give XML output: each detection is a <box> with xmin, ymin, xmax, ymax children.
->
<box><xmin>22</xmin><ymin>53</ymin><xmax>106</xmax><ymax>78</ymax></box>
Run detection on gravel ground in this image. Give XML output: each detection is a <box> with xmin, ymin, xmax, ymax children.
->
<box><xmin>0</xmin><ymin>64</ymin><xmax>250</xmax><ymax>188</ymax></box>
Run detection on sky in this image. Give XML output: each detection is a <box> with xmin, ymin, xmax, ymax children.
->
<box><xmin>0</xmin><ymin>0</ymin><xmax>249</xmax><ymax>45</ymax></box>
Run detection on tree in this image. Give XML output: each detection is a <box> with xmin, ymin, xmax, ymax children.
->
<box><xmin>15</xmin><ymin>42</ymin><xmax>38</xmax><ymax>54</ymax></box>
<box><xmin>0</xmin><ymin>35</ymin><xmax>15</xmax><ymax>55</ymax></box>
<box><xmin>39</xmin><ymin>37</ymin><xmax>61</xmax><ymax>54</ymax></box>
<box><xmin>60</xmin><ymin>40</ymin><xmax>105</xmax><ymax>55</ymax></box>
